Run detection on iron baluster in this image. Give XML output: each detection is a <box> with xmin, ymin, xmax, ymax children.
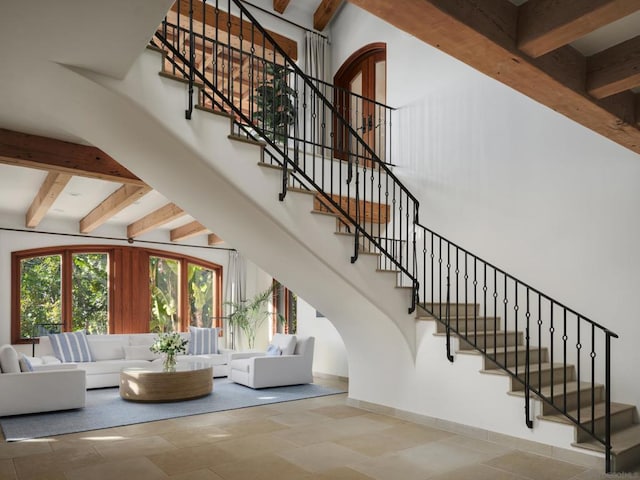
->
<box><xmin>525</xmin><ymin>288</ymin><xmax>533</xmax><ymax>428</ymax></box>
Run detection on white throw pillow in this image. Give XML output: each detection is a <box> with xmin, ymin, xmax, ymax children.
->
<box><xmin>123</xmin><ymin>345</ymin><xmax>160</xmax><ymax>361</ymax></box>
<box><xmin>0</xmin><ymin>345</ymin><xmax>21</xmax><ymax>373</ymax></box>
<box><xmin>19</xmin><ymin>354</ymin><xmax>34</xmax><ymax>372</ymax></box>
<box><xmin>271</xmin><ymin>334</ymin><xmax>297</xmax><ymax>355</ymax></box>
<box><xmin>189</xmin><ymin>327</ymin><xmax>218</xmax><ymax>355</ymax></box>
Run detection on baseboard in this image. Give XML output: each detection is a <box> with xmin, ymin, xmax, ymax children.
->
<box><xmin>346</xmin><ymin>397</ymin><xmax>604</xmax><ymax>470</ymax></box>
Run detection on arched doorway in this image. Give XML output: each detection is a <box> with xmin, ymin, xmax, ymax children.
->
<box><xmin>334</xmin><ymin>43</ymin><xmax>387</xmax><ymax>163</ymax></box>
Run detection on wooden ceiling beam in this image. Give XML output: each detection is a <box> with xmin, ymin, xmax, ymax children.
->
<box><xmin>518</xmin><ymin>0</ymin><xmax>640</xmax><ymax>58</ymax></box>
<box><xmin>80</xmin><ymin>185</ymin><xmax>152</xmax><ymax>234</ymax></box>
<box><xmin>0</xmin><ymin>128</ymin><xmax>144</xmax><ymax>185</ymax></box>
<box><xmin>25</xmin><ymin>172</ymin><xmax>72</xmax><ymax>228</ymax></box>
<box><xmin>587</xmin><ymin>35</ymin><xmax>640</xmax><ymax>99</ymax></box>
<box><xmin>127</xmin><ymin>203</ymin><xmax>185</xmax><ymax>238</ymax></box>
<box><xmin>314</xmin><ymin>0</ymin><xmax>344</xmax><ymax>31</ymax></box>
<box><xmin>347</xmin><ymin>0</ymin><xmax>640</xmax><ymax>155</ymax></box>
<box><xmin>170</xmin><ymin>220</ymin><xmax>209</xmax><ymax>241</ymax></box>
<box><xmin>170</xmin><ymin>0</ymin><xmax>298</xmax><ymax>60</ymax></box>
<box><xmin>273</xmin><ymin>0</ymin><xmax>291</xmax><ymax>14</ymax></box>
<box><xmin>208</xmin><ymin>233</ymin><xmax>224</xmax><ymax>245</ymax></box>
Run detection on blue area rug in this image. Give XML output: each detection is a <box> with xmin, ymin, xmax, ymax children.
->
<box><xmin>0</xmin><ymin>378</ymin><xmax>346</xmax><ymax>441</ymax></box>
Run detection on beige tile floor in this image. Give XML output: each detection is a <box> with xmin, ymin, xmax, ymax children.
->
<box><xmin>0</xmin><ymin>377</ymin><xmax>637</xmax><ymax>480</ymax></box>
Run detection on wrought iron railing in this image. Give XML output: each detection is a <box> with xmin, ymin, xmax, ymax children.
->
<box><xmin>152</xmin><ymin>0</ymin><xmax>618</xmax><ymax>471</ymax></box>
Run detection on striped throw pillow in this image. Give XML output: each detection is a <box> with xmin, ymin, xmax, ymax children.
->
<box><xmin>188</xmin><ymin>327</ymin><xmax>218</xmax><ymax>355</ymax></box>
<box><xmin>48</xmin><ymin>330</ymin><xmax>94</xmax><ymax>363</ymax></box>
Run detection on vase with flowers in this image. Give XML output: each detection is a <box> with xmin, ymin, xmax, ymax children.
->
<box><xmin>150</xmin><ymin>332</ymin><xmax>188</xmax><ymax>372</ymax></box>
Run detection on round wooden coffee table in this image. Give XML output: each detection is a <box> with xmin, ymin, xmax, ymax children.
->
<box><xmin>119</xmin><ymin>362</ymin><xmax>213</xmax><ymax>402</ymax></box>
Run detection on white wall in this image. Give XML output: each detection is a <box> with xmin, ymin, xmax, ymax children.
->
<box><xmin>330</xmin><ymin>3</ymin><xmax>640</xmax><ymax>410</ymax></box>
<box><xmin>297</xmin><ymin>296</ymin><xmax>348</xmax><ymax>377</ymax></box>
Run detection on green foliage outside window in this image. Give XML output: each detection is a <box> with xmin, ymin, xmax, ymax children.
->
<box><xmin>20</xmin><ymin>255</ymin><xmax>62</xmax><ymax>339</ymax></box>
<box><xmin>150</xmin><ymin>256</ymin><xmax>179</xmax><ymax>333</ymax></box>
<box><xmin>188</xmin><ymin>263</ymin><xmax>214</xmax><ymax>328</ymax></box>
<box><xmin>72</xmin><ymin>253</ymin><xmax>109</xmax><ymax>334</ymax></box>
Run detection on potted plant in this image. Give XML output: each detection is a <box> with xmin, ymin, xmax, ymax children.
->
<box><xmin>225</xmin><ymin>285</ymin><xmax>273</xmax><ymax>349</ymax></box>
<box><xmin>252</xmin><ymin>63</ymin><xmax>297</xmax><ymax>144</ymax></box>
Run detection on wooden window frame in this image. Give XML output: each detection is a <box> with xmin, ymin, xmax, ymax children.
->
<box><xmin>11</xmin><ymin>245</ymin><xmax>223</xmax><ymax>344</ymax></box>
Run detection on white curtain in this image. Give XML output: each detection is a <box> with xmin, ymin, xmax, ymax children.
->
<box><xmin>224</xmin><ymin>250</ymin><xmax>246</xmax><ymax>349</ymax></box>
<box><xmin>304</xmin><ymin>32</ymin><xmax>331</xmax><ymax>153</ymax></box>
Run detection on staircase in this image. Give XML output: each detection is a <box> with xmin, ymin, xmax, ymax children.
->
<box><xmin>420</xmin><ymin>304</ymin><xmax>640</xmax><ymax>472</ymax></box>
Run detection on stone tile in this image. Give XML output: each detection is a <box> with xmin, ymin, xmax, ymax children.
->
<box><xmin>428</xmin><ymin>464</ymin><xmax>530</xmax><ymax>480</ymax></box>
<box><xmin>305</xmin><ymin>466</ymin><xmax>375</xmax><ymax>479</ymax></box>
<box><xmin>273</xmin><ymin>422</ymin><xmax>346</xmax><ymax>447</ymax></box>
<box><xmin>349</xmin><ymin>453</ymin><xmax>436</xmax><ymax>480</ymax></box>
<box><xmin>223</xmin><ymin>405</ymin><xmax>282</xmax><ymax>420</ymax></box>
<box><xmin>65</xmin><ymin>457</ymin><xmax>169</xmax><ymax>480</ymax></box>
<box><xmin>12</xmin><ymin>445</ymin><xmax>102</xmax><ymax>479</ymax></box>
<box><xmin>0</xmin><ymin>458</ymin><xmax>16</xmax><ymax>480</ymax></box>
<box><xmin>106</xmin><ymin>419</ymin><xmax>180</xmax><ymax>438</ymax></box>
<box><xmin>93</xmin><ymin>435</ymin><xmax>176</xmax><ymax>459</ymax></box>
<box><xmin>278</xmin><ymin>441</ymin><xmax>371</xmax><ymax>473</ymax></box>
<box><xmin>397</xmin><ymin>440</ymin><xmax>502</xmax><ymax>475</ymax></box>
<box><xmin>148</xmin><ymin>444</ymin><xmax>239</xmax><ymax>476</ymax></box>
<box><xmin>215</xmin><ymin>432</ymin><xmax>299</xmax><ymax>460</ymax></box>
<box><xmin>0</xmin><ymin>441</ymin><xmax>52</xmax><ymax>459</ymax></box>
<box><xmin>268</xmin><ymin>410</ymin><xmax>329</xmax><ymax>427</ymax></box>
<box><xmin>218</xmin><ymin>418</ymin><xmax>288</xmax><ymax>437</ymax></box>
<box><xmin>311</xmin><ymin>405</ymin><xmax>366</xmax><ymax>419</ymax></box>
<box><xmin>159</xmin><ymin>425</ymin><xmax>231</xmax><ymax>449</ymax></box>
<box><xmin>485</xmin><ymin>451</ymin><xmax>588</xmax><ymax>480</ymax></box>
<box><xmin>439</xmin><ymin>433</ymin><xmax>514</xmax><ymax>456</ymax></box>
<box><xmin>211</xmin><ymin>453</ymin><xmax>312</xmax><ymax>480</ymax></box>
<box><xmin>169</xmin><ymin>469</ymin><xmax>225</xmax><ymax>480</ymax></box>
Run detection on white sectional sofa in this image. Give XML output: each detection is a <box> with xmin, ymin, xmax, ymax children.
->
<box><xmin>32</xmin><ymin>332</ymin><xmax>232</xmax><ymax>389</ymax></box>
<box><xmin>0</xmin><ymin>344</ymin><xmax>86</xmax><ymax>416</ymax></box>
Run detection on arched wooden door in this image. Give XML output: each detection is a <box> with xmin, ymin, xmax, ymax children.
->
<box><xmin>334</xmin><ymin>43</ymin><xmax>387</xmax><ymax>163</ymax></box>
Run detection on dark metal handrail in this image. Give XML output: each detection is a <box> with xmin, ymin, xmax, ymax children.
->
<box><xmin>152</xmin><ymin>0</ymin><xmax>618</xmax><ymax>471</ymax></box>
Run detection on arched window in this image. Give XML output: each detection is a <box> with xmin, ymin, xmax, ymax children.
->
<box><xmin>334</xmin><ymin>43</ymin><xmax>387</xmax><ymax>162</ymax></box>
<box><xmin>12</xmin><ymin>245</ymin><xmax>222</xmax><ymax>343</ymax></box>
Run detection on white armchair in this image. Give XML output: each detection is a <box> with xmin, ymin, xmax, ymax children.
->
<box><xmin>229</xmin><ymin>335</ymin><xmax>315</xmax><ymax>389</ymax></box>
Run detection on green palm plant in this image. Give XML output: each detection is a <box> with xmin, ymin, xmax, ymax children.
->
<box><xmin>225</xmin><ymin>285</ymin><xmax>273</xmax><ymax>349</ymax></box>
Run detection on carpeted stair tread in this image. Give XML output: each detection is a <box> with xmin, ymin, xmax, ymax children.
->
<box><xmin>540</xmin><ymin>402</ymin><xmax>635</xmax><ymax>426</ymax></box>
<box><xmin>573</xmin><ymin>424</ymin><xmax>640</xmax><ymax>455</ymax></box>
<box><xmin>434</xmin><ymin>329</ymin><xmax>515</xmax><ymax>337</ymax></box>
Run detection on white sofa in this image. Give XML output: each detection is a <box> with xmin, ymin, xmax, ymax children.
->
<box><xmin>229</xmin><ymin>334</ymin><xmax>315</xmax><ymax>389</ymax></box>
<box><xmin>0</xmin><ymin>344</ymin><xmax>86</xmax><ymax>416</ymax></box>
<box><xmin>32</xmin><ymin>332</ymin><xmax>232</xmax><ymax>389</ymax></box>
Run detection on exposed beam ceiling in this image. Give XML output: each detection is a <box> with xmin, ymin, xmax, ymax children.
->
<box><xmin>26</xmin><ymin>172</ymin><xmax>72</xmax><ymax>228</ymax></box>
<box><xmin>170</xmin><ymin>220</ymin><xmax>209</xmax><ymax>241</ymax></box>
<box><xmin>347</xmin><ymin>0</ymin><xmax>640</xmax><ymax>155</ymax></box>
<box><xmin>314</xmin><ymin>0</ymin><xmax>344</xmax><ymax>31</ymax></box>
<box><xmin>273</xmin><ymin>0</ymin><xmax>291</xmax><ymax>14</ymax></box>
<box><xmin>0</xmin><ymin>128</ymin><xmax>145</xmax><ymax>185</ymax></box>
<box><xmin>80</xmin><ymin>185</ymin><xmax>152</xmax><ymax>234</ymax></box>
<box><xmin>517</xmin><ymin>0</ymin><xmax>640</xmax><ymax>58</ymax></box>
<box><xmin>127</xmin><ymin>202</ymin><xmax>186</xmax><ymax>238</ymax></box>
<box><xmin>587</xmin><ymin>35</ymin><xmax>640</xmax><ymax>98</ymax></box>
<box><xmin>208</xmin><ymin>233</ymin><xmax>224</xmax><ymax>245</ymax></box>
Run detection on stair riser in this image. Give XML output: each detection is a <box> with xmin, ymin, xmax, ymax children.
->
<box><xmin>510</xmin><ymin>367</ymin><xmax>576</xmax><ymax>392</ymax></box>
<box><xmin>575</xmin><ymin>409</ymin><xmax>637</xmax><ymax>443</ymax></box>
<box><xmin>422</xmin><ymin>303</ymin><xmax>479</xmax><ymax>317</ymax></box>
<box><xmin>458</xmin><ymin>332</ymin><xmax>522</xmax><ymax>351</ymax></box>
<box><xmin>541</xmin><ymin>387</ymin><xmax>604</xmax><ymax>415</ymax></box>
<box><xmin>484</xmin><ymin>349</ymin><xmax>548</xmax><ymax>370</ymax></box>
<box><xmin>614</xmin><ymin>443</ymin><xmax>640</xmax><ymax>472</ymax></box>
<box><xmin>435</xmin><ymin>317</ymin><xmax>501</xmax><ymax>334</ymax></box>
